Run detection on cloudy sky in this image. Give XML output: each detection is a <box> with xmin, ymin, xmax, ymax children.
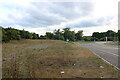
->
<box><xmin>0</xmin><ymin>0</ymin><xmax>119</xmax><ymax>36</ymax></box>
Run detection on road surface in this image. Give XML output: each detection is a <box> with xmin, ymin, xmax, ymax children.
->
<box><xmin>75</xmin><ymin>42</ymin><xmax>119</xmax><ymax>70</ymax></box>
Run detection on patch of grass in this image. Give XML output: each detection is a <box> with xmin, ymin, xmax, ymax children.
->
<box><xmin>2</xmin><ymin>40</ymin><xmax>118</xmax><ymax>78</ymax></box>
<box><xmin>75</xmin><ymin>41</ymin><xmax>94</xmax><ymax>44</ymax></box>
<box><xmin>105</xmin><ymin>42</ymin><xmax>120</xmax><ymax>45</ymax></box>
<box><xmin>67</xmin><ymin>42</ymin><xmax>74</xmax><ymax>44</ymax></box>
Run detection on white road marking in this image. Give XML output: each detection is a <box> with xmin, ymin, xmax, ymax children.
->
<box><xmin>92</xmin><ymin>47</ymin><xmax>119</xmax><ymax>56</ymax></box>
<box><xmin>89</xmin><ymin>49</ymin><xmax>120</xmax><ymax>70</ymax></box>
<box><xmin>75</xmin><ymin>43</ymin><xmax>120</xmax><ymax>70</ymax></box>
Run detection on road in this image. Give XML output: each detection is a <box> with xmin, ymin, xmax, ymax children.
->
<box><xmin>75</xmin><ymin>42</ymin><xmax>119</xmax><ymax>70</ymax></box>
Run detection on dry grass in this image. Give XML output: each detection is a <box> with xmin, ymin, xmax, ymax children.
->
<box><xmin>2</xmin><ymin>39</ymin><xmax>118</xmax><ymax>78</ymax></box>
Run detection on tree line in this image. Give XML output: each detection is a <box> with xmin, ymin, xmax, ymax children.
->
<box><xmin>1</xmin><ymin>26</ymin><xmax>83</xmax><ymax>42</ymax></box>
<box><xmin>1</xmin><ymin>26</ymin><xmax>120</xmax><ymax>42</ymax></box>
<box><xmin>83</xmin><ymin>30</ymin><xmax>120</xmax><ymax>41</ymax></box>
<box><xmin>1</xmin><ymin>27</ymin><xmax>39</xmax><ymax>42</ymax></box>
<box><xmin>44</xmin><ymin>28</ymin><xmax>83</xmax><ymax>41</ymax></box>
<box><xmin>92</xmin><ymin>30</ymin><xmax>119</xmax><ymax>41</ymax></box>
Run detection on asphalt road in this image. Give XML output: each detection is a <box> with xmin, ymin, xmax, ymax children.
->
<box><xmin>75</xmin><ymin>42</ymin><xmax>119</xmax><ymax>69</ymax></box>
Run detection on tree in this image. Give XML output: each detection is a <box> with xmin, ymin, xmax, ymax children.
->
<box><xmin>75</xmin><ymin>30</ymin><xmax>83</xmax><ymax>41</ymax></box>
<box><xmin>5</xmin><ymin>27</ymin><xmax>21</xmax><ymax>40</ymax></box>
<box><xmin>69</xmin><ymin>31</ymin><xmax>75</xmax><ymax>41</ymax></box>
<box><xmin>39</xmin><ymin>35</ymin><xmax>47</xmax><ymax>39</ymax></box>
<box><xmin>20</xmin><ymin>30</ymin><xmax>33</xmax><ymax>39</ymax></box>
<box><xmin>63</xmin><ymin>28</ymin><xmax>75</xmax><ymax>41</ymax></box>
<box><xmin>1</xmin><ymin>26</ymin><xmax>40</xmax><ymax>42</ymax></box>
<box><xmin>59</xmin><ymin>35</ymin><xmax>64</xmax><ymax>40</ymax></box>
<box><xmin>53</xmin><ymin>29</ymin><xmax>65</xmax><ymax>40</ymax></box>
<box><xmin>63</xmin><ymin>28</ymin><xmax>70</xmax><ymax>41</ymax></box>
<box><xmin>105</xmin><ymin>30</ymin><xmax>115</xmax><ymax>37</ymax></box>
<box><xmin>32</xmin><ymin>33</ymin><xmax>39</xmax><ymax>39</ymax></box>
<box><xmin>46</xmin><ymin>32</ymin><xmax>54</xmax><ymax>39</ymax></box>
<box><xmin>83</xmin><ymin>36</ymin><xmax>92</xmax><ymax>41</ymax></box>
<box><xmin>91</xmin><ymin>30</ymin><xmax>117</xmax><ymax>41</ymax></box>
<box><xmin>0</xmin><ymin>27</ymin><xmax>2</xmax><ymax>42</ymax></box>
<box><xmin>2</xmin><ymin>28</ymin><xmax>10</xmax><ymax>42</ymax></box>
<box><xmin>118</xmin><ymin>30</ymin><xmax>120</xmax><ymax>42</ymax></box>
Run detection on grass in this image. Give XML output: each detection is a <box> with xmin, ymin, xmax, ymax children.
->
<box><xmin>104</xmin><ymin>42</ymin><xmax>120</xmax><ymax>45</ymax></box>
<box><xmin>2</xmin><ymin>39</ymin><xmax>118</xmax><ymax>78</ymax></box>
<box><xmin>78</xmin><ymin>41</ymin><xmax>94</xmax><ymax>44</ymax></box>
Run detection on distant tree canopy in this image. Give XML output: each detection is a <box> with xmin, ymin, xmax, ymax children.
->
<box><xmin>1</xmin><ymin>27</ymin><xmax>39</xmax><ymax>42</ymax></box>
<box><xmin>1</xmin><ymin>26</ymin><xmax>83</xmax><ymax>42</ymax></box>
<box><xmin>83</xmin><ymin>36</ymin><xmax>92</xmax><ymax>41</ymax></box>
<box><xmin>1</xmin><ymin>26</ymin><xmax>119</xmax><ymax>42</ymax></box>
<box><xmin>92</xmin><ymin>30</ymin><xmax>118</xmax><ymax>41</ymax></box>
<box><xmin>118</xmin><ymin>30</ymin><xmax>120</xmax><ymax>42</ymax></box>
<box><xmin>75</xmin><ymin>31</ymin><xmax>83</xmax><ymax>41</ymax></box>
<box><xmin>45</xmin><ymin>28</ymin><xmax>83</xmax><ymax>41</ymax></box>
<box><xmin>46</xmin><ymin>32</ymin><xmax>54</xmax><ymax>39</ymax></box>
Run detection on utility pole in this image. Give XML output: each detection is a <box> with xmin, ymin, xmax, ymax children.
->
<box><xmin>106</xmin><ymin>36</ymin><xmax>108</xmax><ymax>42</ymax></box>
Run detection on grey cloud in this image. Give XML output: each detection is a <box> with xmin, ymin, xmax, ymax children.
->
<box><xmin>1</xmin><ymin>1</ymin><xmax>112</xmax><ymax>29</ymax></box>
<box><xmin>52</xmin><ymin>2</ymin><xmax>93</xmax><ymax>19</ymax></box>
<box><xmin>34</xmin><ymin>2</ymin><xmax>93</xmax><ymax>19</ymax></box>
<box><xmin>65</xmin><ymin>17</ymin><xmax>113</xmax><ymax>28</ymax></box>
<box><xmin>0</xmin><ymin>2</ymin><xmax>94</xmax><ymax>28</ymax></box>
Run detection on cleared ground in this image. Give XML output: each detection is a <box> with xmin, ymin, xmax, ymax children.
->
<box><xmin>2</xmin><ymin>40</ymin><xmax>118</xmax><ymax>78</ymax></box>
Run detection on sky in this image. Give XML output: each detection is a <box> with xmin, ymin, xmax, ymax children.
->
<box><xmin>0</xmin><ymin>0</ymin><xmax>119</xmax><ymax>36</ymax></box>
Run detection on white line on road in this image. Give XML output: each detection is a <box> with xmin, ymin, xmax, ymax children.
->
<box><xmin>89</xmin><ymin>49</ymin><xmax>120</xmax><ymax>70</ymax></box>
<box><xmin>75</xmin><ymin>43</ymin><xmax>120</xmax><ymax>70</ymax></box>
<box><xmin>91</xmin><ymin>47</ymin><xmax>119</xmax><ymax>56</ymax></box>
